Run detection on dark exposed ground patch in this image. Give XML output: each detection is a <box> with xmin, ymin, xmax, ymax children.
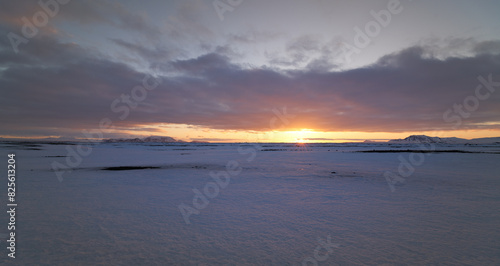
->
<box><xmin>0</xmin><ymin>142</ymin><xmax>43</xmax><ymax>149</ymax></box>
<box><xmin>1</xmin><ymin>140</ymin><xmax>80</xmax><ymax>150</ymax></box>
<box><xmin>101</xmin><ymin>166</ymin><xmax>161</xmax><ymax>171</ymax></box>
<box><xmin>356</xmin><ymin>149</ymin><xmax>500</xmax><ymax>154</ymax></box>
<box><xmin>98</xmin><ymin>163</ymin><xmax>225</xmax><ymax>172</ymax></box>
<box><xmin>43</xmin><ymin>142</ymin><xmax>78</xmax><ymax>145</ymax></box>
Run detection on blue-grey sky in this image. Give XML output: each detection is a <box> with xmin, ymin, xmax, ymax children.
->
<box><xmin>1</xmin><ymin>0</ymin><xmax>499</xmax><ymax>140</ymax></box>
<box><xmin>50</xmin><ymin>0</ymin><xmax>500</xmax><ymax>70</ymax></box>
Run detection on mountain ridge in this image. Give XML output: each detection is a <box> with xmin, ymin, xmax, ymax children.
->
<box><xmin>388</xmin><ymin>135</ymin><xmax>500</xmax><ymax>144</ymax></box>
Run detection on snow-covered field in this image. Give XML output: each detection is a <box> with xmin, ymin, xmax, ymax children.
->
<box><xmin>1</xmin><ymin>141</ymin><xmax>499</xmax><ymax>265</ymax></box>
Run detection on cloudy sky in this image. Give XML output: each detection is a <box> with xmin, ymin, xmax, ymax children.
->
<box><xmin>1</xmin><ymin>0</ymin><xmax>499</xmax><ymax>142</ymax></box>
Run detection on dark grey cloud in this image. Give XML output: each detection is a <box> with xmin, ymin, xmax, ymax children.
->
<box><xmin>0</xmin><ymin>0</ymin><xmax>161</xmax><ymax>42</ymax></box>
<box><xmin>60</xmin><ymin>0</ymin><xmax>161</xmax><ymax>40</ymax></box>
<box><xmin>474</xmin><ymin>40</ymin><xmax>500</xmax><ymax>55</ymax></box>
<box><xmin>110</xmin><ymin>38</ymin><xmax>172</xmax><ymax>63</ymax></box>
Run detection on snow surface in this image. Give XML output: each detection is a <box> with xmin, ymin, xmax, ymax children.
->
<box><xmin>1</xmin><ymin>141</ymin><xmax>499</xmax><ymax>265</ymax></box>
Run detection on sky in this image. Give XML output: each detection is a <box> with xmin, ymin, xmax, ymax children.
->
<box><xmin>1</xmin><ymin>0</ymin><xmax>499</xmax><ymax>142</ymax></box>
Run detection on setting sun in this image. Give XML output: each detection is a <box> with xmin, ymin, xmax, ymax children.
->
<box><xmin>282</xmin><ymin>129</ymin><xmax>315</xmax><ymax>143</ymax></box>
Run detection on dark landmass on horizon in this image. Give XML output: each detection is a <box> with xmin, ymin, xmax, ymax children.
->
<box><xmin>1</xmin><ymin>134</ymin><xmax>500</xmax><ymax>145</ymax></box>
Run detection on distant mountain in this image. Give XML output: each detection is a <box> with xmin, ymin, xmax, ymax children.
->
<box><xmin>468</xmin><ymin>137</ymin><xmax>500</xmax><ymax>144</ymax></box>
<box><xmin>388</xmin><ymin>135</ymin><xmax>500</xmax><ymax>144</ymax></box>
<box><xmin>103</xmin><ymin>136</ymin><xmax>185</xmax><ymax>143</ymax></box>
<box><xmin>190</xmin><ymin>140</ymin><xmax>210</xmax><ymax>143</ymax></box>
<box><xmin>389</xmin><ymin>135</ymin><xmax>461</xmax><ymax>144</ymax></box>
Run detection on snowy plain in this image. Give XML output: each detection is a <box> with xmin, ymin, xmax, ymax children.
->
<box><xmin>1</xmin><ymin>141</ymin><xmax>499</xmax><ymax>265</ymax></box>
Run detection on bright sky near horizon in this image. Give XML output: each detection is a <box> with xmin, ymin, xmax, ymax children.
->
<box><xmin>1</xmin><ymin>0</ymin><xmax>500</xmax><ymax>142</ymax></box>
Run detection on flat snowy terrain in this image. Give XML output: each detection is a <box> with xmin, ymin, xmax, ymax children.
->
<box><xmin>1</xmin><ymin>141</ymin><xmax>499</xmax><ymax>265</ymax></box>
